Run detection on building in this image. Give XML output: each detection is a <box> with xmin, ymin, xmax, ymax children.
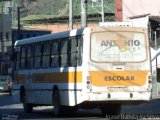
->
<box><xmin>0</xmin><ymin>2</ymin><xmax>51</xmax><ymax>87</ymax></box>
<box><xmin>114</xmin><ymin>0</ymin><xmax>122</xmax><ymax>21</ymax></box>
<box><xmin>21</xmin><ymin>13</ymin><xmax>115</xmax><ymax>33</ymax></box>
<box><xmin>0</xmin><ymin>1</ymin><xmax>12</xmax><ymax>81</ymax></box>
<box><xmin>115</xmin><ymin>0</ymin><xmax>160</xmax><ymax>47</ymax></box>
<box><xmin>122</xmin><ymin>0</ymin><xmax>160</xmax><ymax>21</ymax></box>
<box><xmin>115</xmin><ymin>0</ymin><xmax>160</xmax><ymax>21</ymax></box>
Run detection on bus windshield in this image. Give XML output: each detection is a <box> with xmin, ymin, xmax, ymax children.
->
<box><xmin>90</xmin><ymin>31</ymin><xmax>147</xmax><ymax>62</ymax></box>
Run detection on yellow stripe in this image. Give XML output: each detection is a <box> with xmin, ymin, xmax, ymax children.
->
<box><xmin>15</xmin><ymin>71</ymin><xmax>82</xmax><ymax>83</ymax></box>
<box><xmin>90</xmin><ymin>70</ymin><xmax>149</xmax><ymax>86</ymax></box>
<box><xmin>14</xmin><ymin>70</ymin><xmax>149</xmax><ymax>86</ymax></box>
<box><xmin>14</xmin><ymin>74</ymin><xmax>25</xmax><ymax>84</ymax></box>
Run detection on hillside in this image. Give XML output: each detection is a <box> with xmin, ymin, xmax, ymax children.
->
<box><xmin>19</xmin><ymin>0</ymin><xmax>114</xmax><ymax>20</ymax></box>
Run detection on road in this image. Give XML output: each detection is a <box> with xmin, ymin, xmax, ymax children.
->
<box><xmin>1</xmin><ymin>93</ymin><xmax>160</xmax><ymax>120</ymax></box>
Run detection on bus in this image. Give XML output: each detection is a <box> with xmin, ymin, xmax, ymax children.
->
<box><xmin>12</xmin><ymin>24</ymin><xmax>152</xmax><ymax>116</ymax></box>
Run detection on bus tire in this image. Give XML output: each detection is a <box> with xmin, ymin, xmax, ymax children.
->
<box><xmin>100</xmin><ymin>104</ymin><xmax>121</xmax><ymax>117</ymax></box>
<box><xmin>53</xmin><ymin>89</ymin><xmax>62</xmax><ymax>116</ymax></box>
<box><xmin>23</xmin><ymin>103</ymin><xmax>33</xmax><ymax>113</ymax></box>
<box><xmin>20</xmin><ymin>88</ymin><xmax>33</xmax><ymax>113</ymax></box>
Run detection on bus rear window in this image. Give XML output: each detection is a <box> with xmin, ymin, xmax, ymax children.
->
<box><xmin>90</xmin><ymin>31</ymin><xmax>147</xmax><ymax>62</ymax></box>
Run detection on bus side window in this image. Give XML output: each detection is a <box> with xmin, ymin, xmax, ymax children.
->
<box><xmin>70</xmin><ymin>37</ymin><xmax>78</xmax><ymax>67</ymax></box>
<box><xmin>60</xmin><ymin>39</ymin><xmax>68</xmax><ymax>67</ymax></box>
<box><xmin>42</xmin><ymin>42</ymin><xmax>50</xmax><ymax>68</ymax></box>
<box><xmin>27</xmin><ymin>45</ymin><xmax>33</xmax><ymax>69</ymax></box>
<box><xmin>51</xmin><ymin>41</ymin><xmax>59</xmax><ymax>67</ymax></box>
<box><xmin>15</xmin><ymin>51</ymin><xmax>20</xmax><ymax>70</ymax></box>
<box><xmin>20</xmin><ymin>46</ymin><xmax>27</xmax><ymax>69</ymax></box>
<box><xmin>77</xmin><ymin>36</ymin><xmax>83</xmax><ymax>66</ymax></box>
<box><xmin>34</xmin><ymin>44</ymin><xmax>42</xmax><ymax>69</ymax></box>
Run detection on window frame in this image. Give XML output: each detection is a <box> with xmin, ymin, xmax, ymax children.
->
<box><xmin>42</xmin><ymin>41</ymin><xmax>51</xmax><ymax>68</ymax></box>
<box><xmin>50</xmin><ymin>40</ymin><xmax>60</xmax><ymax>68</ymax></box>
<box><xmin>60</xmin><ymin>38</ymin><xmax>69</xmax><ymax>67</ymax></box>
<box><xmin>26</xmin><ymin>45</ymin><xmax>34</xmax><ymax>69</ymax></box>
<box><xmin>20</xmin><ymin>45</ymin><xmax>27</xmax><ymax>69</ymax></box>
<box><xmin>33</xmin><ymin>43</ymin><xmax>42</xmax><ymax>69</ymax></box>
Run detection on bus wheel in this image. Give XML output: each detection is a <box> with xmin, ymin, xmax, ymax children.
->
<box><xmin>100</xmin><ymin>104</ymin><xmax>121</xmax><ymax>117</ymax></box>
<box><xmin>21</xmin><ymin>89</ymin><xmax>33</xmax><ymax>113</ymax></box>
<box><xmin>53</xmin><ymin>89</ymin><xmax>62</xmax><ymax>116</ymax></box>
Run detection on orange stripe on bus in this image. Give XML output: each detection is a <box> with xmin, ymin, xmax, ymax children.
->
<box><xmin>15</xmin><ymin>71</ymin><xmax>82</xmax><ymax>83</ymax></box>
<box><xmin>14</xmin><ymin>74</ymin><xmax>25</xmax><ymax>84</ymax></box>
<box><xmin>90</xmin><ymin>70</ymin><xmax>148</xmax><ymax>86</ymax></box>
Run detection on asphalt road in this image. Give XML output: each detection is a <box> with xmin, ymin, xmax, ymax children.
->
<box><xmin>1</xmin><ymin>93</ymin><xmax>160</xmax><ymax>120</ymax></box>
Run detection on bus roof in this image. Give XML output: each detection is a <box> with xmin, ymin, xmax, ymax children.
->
<box><xmin>15</xmin><ymin>28</ymin><xmax>84</xmax><ymax>46</ymax></box>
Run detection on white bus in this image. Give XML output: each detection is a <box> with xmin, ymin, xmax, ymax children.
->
<box><xmin>13</xmin><ymin>25</ymin><xmax>152</xmax><ymax>116</ymax></box>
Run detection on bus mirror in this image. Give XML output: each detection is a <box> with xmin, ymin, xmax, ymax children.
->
<box><xmin>14</xmin><ymin>47</ymin><xmax>20</xmax><ymax>52</ymax></box>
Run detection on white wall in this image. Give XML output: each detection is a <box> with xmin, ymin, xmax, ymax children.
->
<box><xmin>129</xmin><ymin>16</ymin><xmax>149</xmax><ymax>28</ymax></box>
<box><xmin>123</xmin><ymin>0</ymin><xmax>160</xmax><ymax>21</ymax></box>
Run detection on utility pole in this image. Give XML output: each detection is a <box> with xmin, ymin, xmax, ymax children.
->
<box><xmin>14</xmin><ymin>0</ymin><xmax>20</xmax><ymax>39</ymax></box>
<box><xmin>69</xmin><ymin>0</ymin><xmax>73</xmax><ymax>30</ymax></box>
<box><xmin>81</xmin><ymin>0</ymin><xmax>87</xmax><ymax>28</ymax></box>
<box><xmin>17</xmin><ymin>6</ymin><xmax>20</xmax><ymax>39</ymax></box>
<box><xmin>101</xmin><ymin>0</ymin><xmax>104</xmax><ymax>22</ymax></box>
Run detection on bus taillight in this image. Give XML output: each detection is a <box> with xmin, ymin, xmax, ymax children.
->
<box><xmin>86</xmin><ymin>75</ymin><xmax>91</xmax><ymax>90</ymax></box>
<box><xmin>148</xmin><ymin>76</ymin><xmax>152</xmax><ymax>84</ymax></box>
